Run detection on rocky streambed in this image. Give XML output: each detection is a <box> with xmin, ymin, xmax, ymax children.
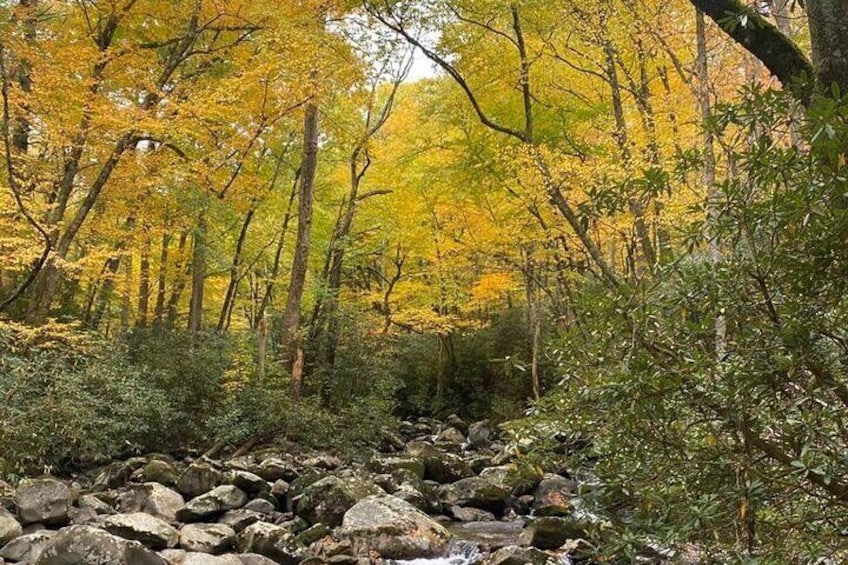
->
<box><xmin>0</xmin><ymin>417</ymin><xmax>658</xmax><ymax>565</ymax></box>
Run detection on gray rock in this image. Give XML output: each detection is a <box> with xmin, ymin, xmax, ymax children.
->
<box><xmin>0</xmin><ymin>530</ymin><xmax>54</xmax><ymax>562</ymax></box>
<box><xmin>392</xmin><ymin>484</ymin><xmax>428</xmax><ymax>512</ymax></box>
<box><xmin>13</xmin><ymin>478</ymin><xmax>72</xmax><ymax>526</ymax></box>
<box><xmin>484</xmin><ymin>545</ymin><xmax>556</xmax><ymax>565</ymax></box>
<box><xmin>468</xmin><ymin>420</ymin><xmax>494</xmax><ymax>449</ymax></box>
<box><xmin>78</xmin><ymin>494</ymin><xmax>114</xmax><ymax>515</ymax></box>
<box><xmin>177</xmin><ymin>463</ymin><xmax>223</xmax><ymax>499</ymax></box>
<box><xmin>236</xmin><ymin>522</ymin><xmax>300</xmax><ymax>565</ymax></box>
<box><xmin>243</xmin><ymin>499</ymin><xmax>275</xmax><ymax>514</ymax></box>
<box><xmin>435</xmin><ymin>427</ymin><xmax>466</xmax><ymax>445</ymax></box>
<box><xmin>532</xmin><ymin>474</ymin><xmax>575</xmax><ymax>517</ymax></box>
<box><xmin>179</xmin><ymin>523</ymin><xmax>235</xmax><ymax>554</ymax></box>
<box><xmin>104</xmin><ymin>512</ymin><xmax>179</xmax><ymax>550</ymax></box>
<box><xmin>295</xmin><ymin>476</ymin><xmax>383</xmax><ymax>528</ymax></box>
<box><xmin>176</xmin><ymin>486</ymin><xmax>247</xmax><ymax>523</ymax></box>
<box><xmin>117</xmin><ymin>483</ymin><xmax>185</xmax><ymax>521</ymax></box>
<box><xmin>34</xmin><ymin>525</ymin><xmax>166</xmax><ymax>564</ymax></box>
<box><xmin>0</xmin><ymin>508</ymin><xmax>22</xmax><ymax>546</ymax></box>
<box><xmin>519</xmin><ymin>516</ymin><xmax>589</xmax><ymax>550</ymax></box>
<box><xmin>132</xmin><ymin>460</ymin><xmax>180</xmax><ymax>487</ymax></box>
<box><xmin>367</xmin><ymin>457</ymin><xmax>425</xmax><ymax>480</ymax></box>
<box><xmin>339</xmin><ymin>494</ymin><xmax>451</xmax><ymax>560</ymax></box>
<box><xmin>444</xmin><ymin>477</ymin><xmax>510</xmax><ymax>515</ymax></box>
<box><xmin>182</xmin><ymin>554</ymin><xmax>243</xmax><ymax>565</ymax></box>
<box><xmin>449</xmin><ymin>506</ymin><xmax>496</xmax><ymax>522</ymax></box>
<box><xmin>228</xmin><ymin>472</ymin><xmax>268</xmax><ymax>495</ymax></box>
<box><xmin>217</xmin><ymin>509</ymin><xmax>261</xmax><ymax>533</ymax></box>
<box><xmin>445</xmin><ymin>414</ymin><xmax>469</xmax><ymax>434</ymax></box>
<box><xmin>236</xmin><ymin>554</ymin><xmax>279</xmax><ymax>565</ymax></box>
<box><xmin>255</xmin><ymin>459</ymin><xmax>298</xmax><ymax>482</ymax></box>
<box><xmin>405</xmin><ymin>442</ymin><xmax>473</xmax><ymax>484</ymax></box>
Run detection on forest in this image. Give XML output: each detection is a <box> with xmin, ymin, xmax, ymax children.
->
<box><xmin>0</xmin><ymin>0</ymin><xmax>847</xmax><ymax>563</ymax></box>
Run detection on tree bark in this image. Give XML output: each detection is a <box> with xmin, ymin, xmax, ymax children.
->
<box><xmin>696</xmin><ymin>9</ymin><xmax>727</xmax><ymax>361</ymax></box>
<box><xmin>688</xmin><ymin>0</ymin><xmax>813</xmax><ymax>97</ymax></box>
<box><xmin>217</xmin><ymin>206</ymin><xmax>256</xmax><ymax>332</ymax></box>
<box><xmin>136</xmin><ymin>223</ymin><xmax>152</xmax><ymax>327</ymax></box>
<box><xmin>153</xmin><ymin>233</ymin><xmax>171</xmax><ymax>328</ymax></box>
<box><xmin>805</xmin><ymin>0</ymin><xmax>848</xmax><ymax>94</ymax></box>
<box><xmin>188</xmin><ymin>213</ymin><xmax>207</xmax><ymax>335</ymax></box>
<box><xmin>280</xmin><ymin>101</ymin><xmax>319</xmax><ymax>399</ymax></box>
<box><xmin>165</xmin><ymin>232</ymin><xmax>189</xmax><ymax>330</ymax></box>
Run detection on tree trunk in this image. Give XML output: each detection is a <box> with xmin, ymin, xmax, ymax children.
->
<box><xmin>805</xmin><ymin>0</ymin><xmax>848</xmax><ymax>94</ymax></box>
<box><xmin>280</xmin><ymin>101</ymin><xmax>319</xmax><ymax>400</ymax></box>
<box><xmin>188</xmin><ymin>213</ymin><xmax>207</xmax><ymax>335</ymax></box>
<box><xmin>136</xmin><ymin>224</ymin><xmax>151</xmax><ymax>328</ymax></box>
<box><xmin>217</xmin><ymin>206</ymin><xmax>256</xmax><ymax>332</ymax></box>
<box><xmin>166</xmin><ymin>232</ymin><xmax>189</xmax><ymax>330</ymax></box>
<box><xmin>696</xmin><ymin>9</ymin><xmax>727</xmax><ymax>361</ymax></box>
<box><xmin>153</xmin><ymin>233</ymin><xmax>171</xmax><ymax>328</ymax></box>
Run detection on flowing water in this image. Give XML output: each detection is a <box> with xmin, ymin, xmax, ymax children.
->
<box><xmin>390</xmin><ymin>520</ymin><xmax>574</xmax><ymax>565</ymax></box>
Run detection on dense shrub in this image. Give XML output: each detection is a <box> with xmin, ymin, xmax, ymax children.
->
<box><xmin>521</xmin><ymin>90</ymin><xmax>848</xmax><ymax>562</ymax></box>
<box><xmin>0</xmin><ymin>322</ymin><xmax>177</xmax><ymax>478</ymax></box>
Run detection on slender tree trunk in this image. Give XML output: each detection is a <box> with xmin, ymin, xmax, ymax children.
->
<box><xmin>281</xmin><ymin>101</ymin><xmax>319</xmax><ymax>401</ymax></box>
<box><xmin>256</xmin><ymin>168</ymin><xmax>299</xmax><ymax>327</ymax></box>
<box><xmin>218</xmin><ymin>206</ymin><xmax>256</xmax><ymax>332</ymax></box>
<box><xmin>153</xmin><ymin>233</ymin><xmax>171</xmax><ymax>328</ymax></box>
<box><xmin>696</xmin><ymin>9</ymin><xmax>727</xmax><ymax>361</ymax></box>
<box><xmin>119</xmin><ymin>219</ymin><xmax>136</xmax><ymax>334</ymax></box>
<box><xmin>188</xmin><ymin>213</ymin><xmax>207</xmax><ymax>335</ymax></box>
<box><xmin>604</xmin><ymin>41</ymin><xmax>657</xmax><ymax>272</ymax></box>
<box><xmin>166</xmin><ymin>232</ymin><xmax>189</xmax><ymax>330</ymax></box>
<box><xmin>136</xmin><ymin>223</ymin><xmax>151</xmax><ymax>327</ymax></box>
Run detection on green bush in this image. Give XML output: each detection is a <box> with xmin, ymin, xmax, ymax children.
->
<box><xmin>524</xmin><ymin>89</ymin><xmax>848</xmax><ymax>562</ymax></box>
<box><xmin>0</xmin><ymin>322</ymin><xmax>176</xmax><ymax>478</ymax></box>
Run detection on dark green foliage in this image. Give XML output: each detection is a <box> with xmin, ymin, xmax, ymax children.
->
<box><xmin>0</xmin><ymin>322</ymin><xmax>176</xmax><ymax>478</ymax></box>
<box><xmin>521</xmin><ymin>89</ymin><xmax>848</xmax><ymax>562</ymax></box>
<box><xmin>393</xmin><ymin>308</ymin><xmax>547</xmax><ymax>420</ymax></box>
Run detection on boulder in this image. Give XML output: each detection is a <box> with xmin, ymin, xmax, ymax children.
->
<box><xmin>367</xmin><ymin>457</ymin><xmax>425</xmax><ymax>480</ymax></box>
<box><xmin>237</xmin><ymin>554</ymin><xmax>280</xmax><ymax>565</ymax></box>
<box><xmin>520</xmin><ymin>516</ymin><xmax>589</xmax><ymax>550</ymax></box>
<box><xmin>182</xmin><ymin>553</ymin><xmax>243</xmax><ymax>565</ymax></box>
<box><xmin>444</xmin><ymin>477</ymin><xmax>510</xmax><ymax>515</ymax></box>
<box><xmin>131</xmin><ymin>460</ymin><xmax>180</xmax><ymax>487</ymax></box>
<box><xmin>468</xmin><ymin>420</ymin><xmax>495</xmax><ymax>449</ymax></box>
<box><xmin>449</xmin><ymin>506</ymin><xmax>496</xmax><ymax>522</ymax></box>
<box><xmin>13</xmin><ymin>478</ymin><xmax>72</xmax><ymax>526</ymax></box>
<box><xmin>435</xmin><ymin>427</ymin><xmax>466</xmax><ymax>445</ymax></box>
<box><xmin>177</xmin><ymin>463</ymin><xmax>223</xmax><ymax>499</ymax></box>
<box><xmin>445</xmin><ymin>414</ymin><xmax>469</xmax><ymax>435</ymax></box>
<box><xmin>0</xmin><ymin>508</ymin><xmax>22</xmax><ymax>545</ymax></box>
<box><xmin>405</xmin><ymin>442</ymin><xmax>473</xmax><ymax>484</ymax></box>
<box><xmin>484</xmin><ymin>545</ymin><xmax>555</xmax><ymax>565</ymax></box>
<box><xmin>78</xmin><ymin>494</ymin><xmax>114</xmax><ymax>515</ymax></box>
<box><xmin>117</xmin><ymin>483</ymin><xmax>185</xmax><ymax>521</ymax></box>
<box><xmin>479</xmin><ymin>465</ymin><xmax>539</xmax><ymax>495</ymax></box>
<box><xmin>227</xmin><ymin>472</ymin><xmax>268</xmax><ymax>496</ymax></box>
<box><xmin>176</xmin><ymin>486</ymin><xmax>247</xmax><ymax>522</ymax></box>
<box><xmin>179</xmin><ymin>523</ymin><xmax>236</xmax><ymax>554</ymax></box>
<box><xmin>0</xmin><ymin>530</ymin><xmax>55</xmax><ymax>562</ymax></box>
<box><xmin>243</xmin><ymin>499</ymin><xmax>275</xmax><ymax>514</ymax></box>
<box><xmin>104</xmin><ymin>512</ymin><xmax>179</xmax><ymax>550</ymax></box>
<box><xmin>255</xmin><ymin>459</ymin><xmax>298</xmax><ymax>482</ymax></box>
<box><xmin>34</xmin><ymin>525</ymin><xmax>166</xmax><ymax>565</ymax></box>
<box><xmin>217</xmin><ymin>509</ymin><xmax>261</xmax><ymax>533</ymax></box>
<box><xmin>338</xmin><ymin>494</ymin><xmax>451</xmax><ymax>560</ymax></box>
<box><xmin>295</xmin><ymin>476</ymin><xmax>383</xmax><ymax>528</ymax></box>
<box><xmin>159</xmin><ymin>549</ymin><xmax>243</xmax><ymax>565</ymax></box>
<box><xmin>532</xmin><ymin>474</ymin><xmax>576</xmax><ymax>517</ymax></box>
<box><xmin>236</xmin><ymin>522</ymin><xmax>301</xmax><ymax>565</ymax></box>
